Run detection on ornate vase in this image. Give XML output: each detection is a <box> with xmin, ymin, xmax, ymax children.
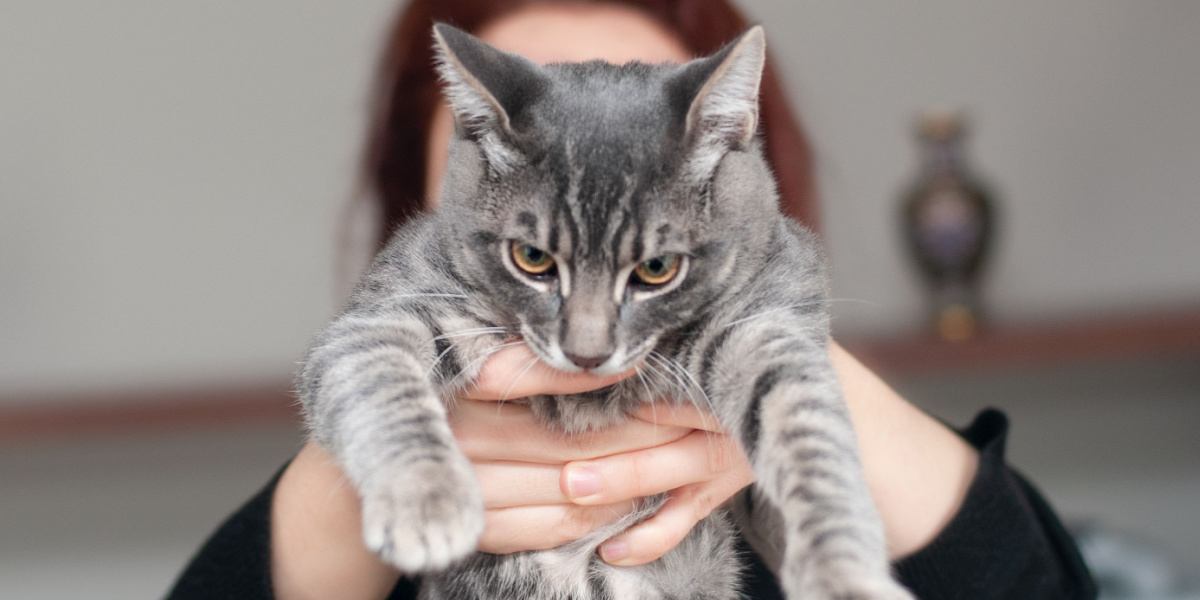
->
<box><xmin>900</xmin><ymin>112</ymin><xmax>997</xmax><ymax>341</ymax></box>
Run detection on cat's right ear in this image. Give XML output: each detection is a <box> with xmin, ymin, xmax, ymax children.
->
<box><xmin>432</xmin><ymin>23</ymin><xmax>546</xmax><ymax>173</ymax></box>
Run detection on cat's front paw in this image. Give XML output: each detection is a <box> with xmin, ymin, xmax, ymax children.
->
<box><xmin>783</xmin><ymin>562</ymin><xmax>913</xmax><ymax>600</ymax></box>
<box><xmin>811</xmin><ymin>576</ymin><xmax>913</xmax><ymax>600</ymax></box>
<box><xmin>361</xmin><ymin>460</ymin><xmax>485</xmax><ymax>573</ymax></box>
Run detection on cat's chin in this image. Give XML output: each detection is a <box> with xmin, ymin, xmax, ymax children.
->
<box><xmin>524</xmin><ymin>379</ymin><xmax>648</xmax><ymax>434</ymax></box>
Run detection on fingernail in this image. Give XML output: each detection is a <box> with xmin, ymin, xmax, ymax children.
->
<box><xmin>599</xmin><ymin>539</ymin><xmax>629</xmax><ymax>563</ymax></box>
<box><xmin>565</xmin><ymin>466</ymin><xmax>603</xmax><ymax>499</ymax></box>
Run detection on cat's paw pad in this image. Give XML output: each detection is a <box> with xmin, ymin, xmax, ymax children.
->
<box><xmin>361</xmin><ymin>462</ymin><xmax>484</xmax><ymax>573</ymax></box>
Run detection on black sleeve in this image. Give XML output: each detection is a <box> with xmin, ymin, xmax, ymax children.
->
<box><xmin>166</xmin><ymin>464</ymin><xmax>281</xmax><ymax>599</ymax></box>
<box><xmin>889</xmin><ymin>409</ymin><xmax>1097</xmax><ymax>599</ymax></box>
<box><xmin>165</xmin><ymin>464</ymin><xmax>422</xmax><ymax>600</ymax></box>
<box><xmin>168</xmin><ymin>409</ymin><xmax>1095</xmax><ymax>600</ymax></box>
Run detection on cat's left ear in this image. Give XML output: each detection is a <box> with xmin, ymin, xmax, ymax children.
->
<box><xmin>432</xmin><ymin>23</ymin><xmax>546</xmax><ymax>172</ymax></box>
<box><xmin>671</xmin><ymin>26</ymin><xmax>766</xmax><ymax>180</ymax></box>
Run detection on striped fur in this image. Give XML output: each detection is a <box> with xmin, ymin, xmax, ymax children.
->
<box><xmin>297</xmin><ymin>25</ymin><xmax>911</xmax><ymax>599</ymax></box>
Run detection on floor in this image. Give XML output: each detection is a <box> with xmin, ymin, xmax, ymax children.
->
<box><xmin>1</xmin><ymin>358</ymin><xmax>1196</xmax><ymax>599</ymax></box>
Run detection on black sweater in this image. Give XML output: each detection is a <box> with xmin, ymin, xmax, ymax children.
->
<box><xmin>168</xmin><ymin>409</ymin><xmax>1096</xmax><ymax>599</ymax></box>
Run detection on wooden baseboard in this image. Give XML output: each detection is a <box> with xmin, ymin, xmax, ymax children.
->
<box><xmin>843</xmin><ymin>307</ymin><xmax>1200</xmax><ymax>376</ymax></box>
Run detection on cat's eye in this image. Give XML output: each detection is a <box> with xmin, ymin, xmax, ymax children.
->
<box><xmin>510</xmin><ymin>242</ymin><xmax>556</xmax><ymax>276</ymax></box>
<box><xmin>631</xmin><ymin>255</ymin><xmax>681</xmax><ymax>287</ymax></box>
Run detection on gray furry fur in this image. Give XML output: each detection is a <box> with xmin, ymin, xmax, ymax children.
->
<box><xmin>297</xmin><ymin>24</ymin><xmax>911</xmax><ymax>599</ymax></box>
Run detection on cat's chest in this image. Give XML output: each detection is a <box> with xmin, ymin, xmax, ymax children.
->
<box><xmin>523</xmin><ymin>378</ymin><xmax>659</xmax><ymax>433</ymax></box>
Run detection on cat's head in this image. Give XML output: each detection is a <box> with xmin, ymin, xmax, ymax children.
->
<box><xmin>431</xmin><ymin>23</ymin><xmax>780</xmax><ymax>375</ymax></box>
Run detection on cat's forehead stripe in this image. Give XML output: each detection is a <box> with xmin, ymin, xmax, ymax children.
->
<box><xmin>608</xmin><ymin>207</ymin><xmax>633</xmax><ymax>273</ymax></box>
<box><xmin>530</xmin><ymin>132</ymin><xmax>684</xmax><ymax>268</ymax></box>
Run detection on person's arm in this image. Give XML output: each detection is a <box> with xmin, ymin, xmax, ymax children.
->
<box><xmin>164</xmin><ymin>442</ymin><xmax>412</xmax><ymax>600</ymax></box>
<box><xmin>824</xmin><ymin>345</ymin><xmax>1094</xmax><ymax>598</ymax></box>
<box><xmin>269</xmin><ymin>443</ymin><xmax>403</xmax><ymax>600</ymax></box>
<box><xmin>168</xmin><ymin>343</ymin><xmax>1092</xmax><ymax>599</ymax></box>
<box><xmin>831</xmin><ymin>342</ymin><xmax>978</xmax><ymax>558</ymax></box>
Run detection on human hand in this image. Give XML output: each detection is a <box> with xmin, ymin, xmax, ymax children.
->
<box><xmin>452</xmin><ymin>343</ymin><xmax>755</xmax><ymax>565</ymax></box>
<box><xmin>269</xmin><ymin>342</ymin><xmax>975</xmax><ymax>599</ymax></box>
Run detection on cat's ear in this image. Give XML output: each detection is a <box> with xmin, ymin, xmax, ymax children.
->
<box><xmin>671</xmin><ymin>26</ymin><xmax>766</xmax><ymax>180</ymax></box>
<box><xmin>431</xmin><ymin>23</ymin><xmax>545</xmax><ymax>171</ymax></box>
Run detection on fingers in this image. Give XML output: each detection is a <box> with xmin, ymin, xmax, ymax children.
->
<box><xmin>598</xmin><ymin>469</ymin><xmax>754</xmax><ymax>566</ymax></box>
<box><xmin>631</xmin><ymin>402</ymin><xmax>726</xmax><ymax>433</ymax></box>
<box><xmin>561</xmin><ymin>431</ymin><xmax>747</xmax><ymax>505</ymax></box>
<box><xmin>474</xmin><ymin>461</ymin><xmax>566</xmax><ymax>508</ymax></box>
<box><xmin>478</xmin><ymin>501</ymin><xmax>636</xmax><ymax>554</ymax></box>
<box><xmin>451</xmin><ymin>399</ymin><xmax>690</xmax><ymax>463</ymax></box>
<box><xmin>464</xmin><ymin>344</ymin><xmax>631</xmax><ymax>400</ymax></box>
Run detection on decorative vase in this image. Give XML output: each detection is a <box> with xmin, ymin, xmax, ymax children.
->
<box><xmin>900</xmin><ymin>111</ymin><xmax>997</xmax><ymax>341</ymax></box>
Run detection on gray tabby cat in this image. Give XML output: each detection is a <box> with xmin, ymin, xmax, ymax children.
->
<box><xmin>298</xmin><ymin>23</ymin><xmax>912</xmax><ymax>600</ymax></box>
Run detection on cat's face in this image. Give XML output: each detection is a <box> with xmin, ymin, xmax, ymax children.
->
<box><xmin>432</xmin><ymin>24</ymin><xmax>774</xmax><ymax>375</ymax></box>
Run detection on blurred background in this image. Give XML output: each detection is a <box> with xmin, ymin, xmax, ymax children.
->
<box><xmin>2</xmin><ymin>1</ymin><xmax>1197</xmax><ymax>598</ymax></box>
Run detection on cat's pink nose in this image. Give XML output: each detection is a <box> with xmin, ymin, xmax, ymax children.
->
<box><xmin>565</xmin><ymin>352</ymin><xmax>610</xmax><ymax>370</ymax></box>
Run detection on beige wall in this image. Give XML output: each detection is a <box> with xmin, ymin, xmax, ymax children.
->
<box><xmin>750</xmin><ymin>2</ymin><xmax>1200</xmax><ymax>334</ymax></box>
<box><xmin>0</xmin><ymin>0</ymin><xmax>396</xmax><ymax>398</ymax></box>
<box><xmin>3</xmin><ymin>1</ymin><xmax>1198</xmax><ymax>400</ymax></box>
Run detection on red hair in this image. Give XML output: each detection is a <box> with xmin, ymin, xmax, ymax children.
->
<box><xmin>363</xmin><ymin>0</ymin><xmax>817</xmax><ymax>245</ymax></box>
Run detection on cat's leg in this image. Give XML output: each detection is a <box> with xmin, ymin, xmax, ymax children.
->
<box><xmin>702</xmin><ymin>321</ymin><xmax>912</xmax><ymax>599</ymax></box>
<box><xmin>298</xmin><ymin>309</ymin><xmax>485</xmax><ymax>573</ymax></box>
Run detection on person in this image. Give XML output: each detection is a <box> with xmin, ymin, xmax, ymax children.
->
<box><xmin>169</xmin><ymin>2</ymin><xmax>1096</xmax><ymax>598</ymax></box>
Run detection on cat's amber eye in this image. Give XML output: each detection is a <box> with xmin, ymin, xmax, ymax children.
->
<box><xmin>632</xmin><ymin>255</ymin><xmax>681</xmax><ymax>286</ymax></box>
<box><xmin>511</xmin><ymin>242</ymin><xmax>556</xmax><ymax>276</ymax></box>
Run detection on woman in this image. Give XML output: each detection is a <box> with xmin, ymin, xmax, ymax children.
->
<box><xmin>170</xmin><ymin>1</ymin><xmax>1096</xmax><ymax>598</ymax></box>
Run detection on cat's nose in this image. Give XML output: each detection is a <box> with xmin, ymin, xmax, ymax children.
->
<box><xmin>564</xmin><ymin>352</ymin><xmax>610</xmax><ymax>370</ymax></box>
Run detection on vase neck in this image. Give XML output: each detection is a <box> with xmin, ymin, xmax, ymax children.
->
<box><xmin>920</xmin><ymin>138</ymin><xmax>967</xmax><ymax>176</ymax></box>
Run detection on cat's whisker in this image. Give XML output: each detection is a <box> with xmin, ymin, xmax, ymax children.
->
<box><xmin>434</xmin><ymin>338</ymin><xmax>523</xmax><ymax>379</ymax></box>
<box><xmin>640</xmin><ymin>359</ymin><xmax>686</xmax><ymax>446</ymax></box>
<box><xmin>659</xmin><ymin>351</ymin><xmax>739</xmax><ymax>472</ymax></box>
<box><xmin>649</xmin><ymin>352</ymin><xmax>722</xmax><ymax>454</ymax></box>
<box><xmin>431</xmin><ymin>327</ymin><xmax>509</xmax><ymax>342</ymax></box>
<box><xmin>826</xmin><ymin>297</ymin><xmax>880</xmax><ymax>306</ymax></box>
<box><xmin>427</xmin><ymin>325</ymin><xmax>520</xmax><ymax>379</ymax></box>
<box><xmin>428</xmin><ymin>340</ymin><xmax>464</xmax><ymax>378</ymax></box>
<box><xmin>646</xmin><ymin>352</ymin><xmax>709</xmax><ymax>435</ymax></box>
<box><xmin>650</xmin><ymin>351</ymin><xmax>715</xmax><ymax>418</ymax></box>
<box><xmin>445</xmin><ymin>340</ymin><xmax>524</xmax><ymax>395</ymax></box>
<box><xmin>633</xmin><ymin>365</ymin><xmax>659</xmax><ymax>438</ymax></box>
<box><xmin>721</xmin><ymin>308</ymin><xmax>819</xmax><ymax>331</ymax></box>
<box><xmin>650</xmin><ymin>353</ymin><xmax>721</xmax><ymax>458</ymax></box>
<box><xmin>389</xmin><ymin>292</ymin><xmax>471</xmax><ymax>300</ymax></box>
<box><xmin>498</xmin><ymin>354</ymin><xmax>541</xmax><ymax>407</ymax></box>
<box><xmin>638</xmin><ymin>356</ymin><xmax>673</xmax><ymax>403</ymax></box>
<box><xmin>719</xmin><ymin>298</ymin><xmax>879</xmax><ymax>331</ymax></box>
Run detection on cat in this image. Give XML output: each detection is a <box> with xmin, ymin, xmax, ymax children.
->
<box><xmin>297</xmin><ymin>23</ymin><xmax>912</xmax><ymax>600</ymax></box>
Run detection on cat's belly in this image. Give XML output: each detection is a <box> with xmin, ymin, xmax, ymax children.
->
<box><xmin>420</xmin><ymin>507</ymin><xmax>742</xmax><ymax>600</ymax></box>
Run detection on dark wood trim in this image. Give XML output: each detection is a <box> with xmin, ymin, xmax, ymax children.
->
<box><xmin>0</xmin><ymin>382</ymin><xmax>299</xmax><ymax>440</ymax></box>
<box><xmin>842</xmin><ymin>307</ymin><xmax>1200</xmax><ymax>377</ymax></box>
<box><xmin>3</xmin><ymin>308</ymin><xmax>1198</xmax><ymax>439</ymax></box>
